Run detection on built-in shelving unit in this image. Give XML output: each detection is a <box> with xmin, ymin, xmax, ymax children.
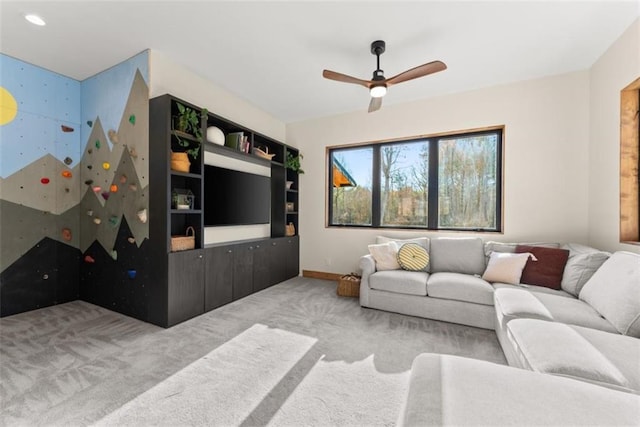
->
<box><xmin>148</xmin><ymin>94</ymin><xmax>301</xmax><ymax>327</ymax></box>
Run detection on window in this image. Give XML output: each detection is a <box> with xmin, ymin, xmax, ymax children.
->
<box><xmin>328</xmin><ymin>127</ymin><xmax>503</xmax><ymax>232</ymax></box>
<box><xmin>620</xmin><ymin>77</ymin><xmax>640</xmax><ymax>244</ymax></box>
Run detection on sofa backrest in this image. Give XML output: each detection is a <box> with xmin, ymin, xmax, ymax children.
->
<box><xmin>430</xmin><ymin>237</ymin><xmax>485</xmax><ymax>275</ymax></box>
<box><xmin>579</xmin><ymin>251</ymin><xmax>640</xmax><ymax>337</ymax></box>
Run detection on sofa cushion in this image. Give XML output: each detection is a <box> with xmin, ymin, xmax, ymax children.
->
<box><xmin>493</xmin><ymin>283</ymin><xmax>573</xmax><ymax>298</ymax></box>
<box><xmin>368</xmin><ymin>241</ymin><xmax>400</xmax><ymax>271</ymax></box>
<box><xmin>482</xmin><ymin>252</ymin><xmax>532</xmax><ymax>285</ymax></box>
<box><xmin>399</xmin><ymin>353</ymin><xmax>640</xmax><ymax>427</ymax></box>
<box><xmin>579</xmin><ymin>251</ymin><xmax>640</xmax><ymax>337</ymax></box>
<box><xmin>430</xmin><ymin>237</ymin><xmax>485</xmax><ymax>275</ymax></box>
<box><xmin>507</xmin><ymin>319</ymin><xmax>634</xmax><ymax>393</ymax></box>
<box><xmin>397</xmin><ymin>243</ymin><xmax>430</xmax><ymax>271</ymax></box>
<box><xmin>484</xmin><ymin>241</ymin><xmax>560</xmax><ymax>264</ymax></box>
<box><xmin>427</xmin><ymin>273</ymin><xmax>494</xmax><ymax>306</ymax></box>
<box><xmin>494</xmin><ymin>288</ymin><xmax>618</xmax><ymax>334</ymax></box>
<box><xmin>560</xmin><ymin>243</ymin><xmax>610</xmax><ymax>297</ymax></box>
<box><xmin>515</xmin><ymin>245</ymin><xmax>570</xmax><ymax>290</ymax></box>
<box><xmin>369</xmin><ymin>270</ymin><xmax>428</xmax><ymax>296</ymax></box>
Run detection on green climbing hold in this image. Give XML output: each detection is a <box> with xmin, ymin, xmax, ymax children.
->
<box><xmin>129</xmin><ymin>114</ymin><xmax>136</xmax><ymax>125</ymax></box>
<box><xmin>110</xmin><ymin>250</ymin><xmax>118</xmax><ymax>261</ymax></box>
<box><xmin>95</xmin><ymin>140</ymin><xmax>101</xmax><ymax>149</ymax></box>
<box><xmin>87</xmin><ymin>120</ymin><xmax>93</xmax><ymax>127</ymax></box>
<box><xmin>108</xmin><ymin>216</ymin><xmax>119</xmax><ymax>227</ymax></box>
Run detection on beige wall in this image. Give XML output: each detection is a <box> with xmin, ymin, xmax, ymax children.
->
<box><xmin>288</xmin><ymin>71</ymin><xmax>591</xmax><ymax>274</ymax></box>
<box><xmin>588</xmin><ymin>18</ymin><xmax>640</xmax><ymax>254</ymax></box>
<box><xmin>149</xmin><ymin>50</ymin><xmax>285</xmax><ymax>142</ymax></box>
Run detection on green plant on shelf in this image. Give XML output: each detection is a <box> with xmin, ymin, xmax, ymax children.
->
<box><xmin>286</xmin><ymin>152</ymin><xmax>304</xmax><ymax>174</ymax></box>
<box><xmin>173</xmin><ymin>102</ymin><xmax>208</xmax><ymax>158</ymax></box>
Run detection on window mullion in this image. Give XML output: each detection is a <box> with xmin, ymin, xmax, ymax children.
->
<box><xmin>427</xmin><ymin>139</ymin><xmax>439</xmax><ymax>229</ymax></box>
<box><xmin>372</xmin><ymin>145</ymin><xmax>381</xmax><ymax>227</ymax></box>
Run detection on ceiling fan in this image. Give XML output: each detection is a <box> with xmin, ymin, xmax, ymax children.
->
<box><xmin>322</xmin><ymin>40</ymin><xmax>447</xmax><ymax>113</ymax></box>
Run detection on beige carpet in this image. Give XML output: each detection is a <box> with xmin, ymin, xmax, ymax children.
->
<box><xmin>0</xmin><ymin>277</ymin><xmax>505</xmax><ymax>426</ymax></box>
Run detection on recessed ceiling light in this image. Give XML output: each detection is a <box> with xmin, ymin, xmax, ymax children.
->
<box><xmin>25</xmin><ymin>14</ymin><xmax>46</xmax><ymax>26</ymax></box>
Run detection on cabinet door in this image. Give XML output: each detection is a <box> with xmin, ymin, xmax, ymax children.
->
<box><xmin>167</xmin><ymin>249</ymin><xmax>204</xmax><ymax>326</ymax></box>
<box><xmin>252</xmin><ymin>242</ymin><xmax>270</xmax><ymax>292</ymax></box>
<box><xmin>233</xmin><ymin>243</ymin><xmax>254</xmax><ymax>300</ymax></box>
<box><xmin>268</xmin><ymin>239</ymin><xmax>287</xmax><ymax>285</ymax></box>
<box><xmin>204</xmin><ymin>246</ymin><xmax>234</xmax><ymax>312</ymax></box>
<box><xmin>284</xmin><ymin>236</ymin><xmax>300</xmax><ymax>279</ymax></box>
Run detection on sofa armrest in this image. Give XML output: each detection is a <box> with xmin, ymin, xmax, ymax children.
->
<box><xmin>359</xmin><ymin>254</ymin><xmax>376</xmax><ymax>307</ymax></box>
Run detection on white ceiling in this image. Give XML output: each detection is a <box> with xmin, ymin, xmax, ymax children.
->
<box><xmin>1</xmin><ymin>1</ymin><xmax>639</xmax><ymax>123</ymax></box>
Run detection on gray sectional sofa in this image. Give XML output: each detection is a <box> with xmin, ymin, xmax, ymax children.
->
<box><xmin>359</xmin><ymin>237</ymin><xmax>640</xmax><ymax>424</ymax></box>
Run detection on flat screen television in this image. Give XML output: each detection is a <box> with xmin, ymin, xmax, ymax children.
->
<box><xmin>204</xmin><ymin>165</ymin><xmax>271</xmax><ymax>226</ymax></box>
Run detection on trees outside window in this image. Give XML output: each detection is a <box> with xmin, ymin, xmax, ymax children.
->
<box><xmin>327</xmin><ymin>127</ymin><xmax>503</xmax><ymax>232</ymax></box>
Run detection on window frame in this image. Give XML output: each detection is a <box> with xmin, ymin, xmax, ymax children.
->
<box><xmin>326</xmin><ymin>126</ymin><xmax>504</xmax><ymax>232</ymax></box>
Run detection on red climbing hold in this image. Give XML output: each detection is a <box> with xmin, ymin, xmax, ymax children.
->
<box><xmin>40</xmin><ymin>178</ymin><xmax>50</xmax><ymax>184</ymax></box>
<box><xmin>84</xmin><ymin>255</ymin><xmax>95</xmax><ymax>263</ymax></box>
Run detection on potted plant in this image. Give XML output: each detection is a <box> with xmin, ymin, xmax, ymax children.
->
<box><xmin>286</xmin><ymin>151</ymin><xmax>304</xmax><ymax>174</ymax></box>
<box><xmin>171</xmin><ymin>102</ymin><xmax>207</xmax><ymax>172</ymax></box>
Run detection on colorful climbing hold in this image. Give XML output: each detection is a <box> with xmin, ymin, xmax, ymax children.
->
<box><xmin>129</xmin><ymin>184</ymin><xmax>138</xmax><ymax>192</ymax></box>
<box><xmin>101</xmin><ymin>192</ymin><xmax>110</xmax><ymax>201</ymax></box>
<box><xmin>108</xmin><ymin>129</ymin><xmax>119</xmax><ymax>143</ymax></box>
<box><xmin>87</xmin><ymin>120</ymin><xmax>93</xmax><ymax>127</ymax></box>
<box><xmin>40</xmin><ymin>177</ymin><xmax>50</xmax><ymax>184</ymax></box>
<box><xmin>87</xmin><ymin>210</ymin><xmax>94</xmax><ymax>216</ymax></box>
<box><xmin>127</xmin><ymin>270</ymin><xmax>136</xmax><ymax>279</ymax></box>
<box><xmin>119</xmin><ymin>174</ymin><xmax>127</xmax><ymax>184</ymax></box>
<box><xmin>61</xmin><ymin>170</ymin><xmax>72</xmax><ymax>178</ymax></box>
<box><xmin>102</xmin><ymin>162</ymin><xmax>110</xmax><ymax>170</ymax></box>
<box><xmin>61</xmin><ymin>125</ymin><xmax>74</xmax><ymax>132</ymax></box>
<box><xmin>110</xmin><ymin>184</ymin><xmax>118</xmax><ymax>193</ymax></box>
<box><xmin>84</xmin><ymin>255</ymin><xmax>95</xmax><ymax>263</ymax></box>
<box><xmin>129</xmin><ymin>114</ymin><xmax>136</xmax><ymax>125</ymax></box>
<box><xmin>61</xmin><ymin>228</ymin><xmax>72</xmax><ymax>241</ymax></box>
<box><xmin>129</xmin><ymin>148</ymin><xmax>138</xmax><ymax>158</ymax></box>
<box><xmin>42</xmin><ymin>274</ymin><xmax>49</xmax><ymax>280</ymax></box>
<box><xmin>93</xmin><ymin>218</ymin><xmax>101</xmax><ymax>225</ymax></box>
<box><xmin>108</xmin><ymin>216</ymin><xmax>119</xmax><ymax>227</ymax></box>
<box><xmin>95</xmin><ymin>140</ymin><xmax>101</xmax><ymax>149</ymax></box>
<box><xmin>110</xmin><ymin>250</ymin><xmax>118</xmax><ymax>261</ymax></box>
<box><xmin>64</xmin><ymin>157</ymin><xmax>73</xmax><ymax>165</ymax></box>
<box><xmin>127</xmin><ymin>237</ymin><xmax>136</xmax><ymax>244</ymax></box>
<box><xmin>92</xmin><ymin>186</ymin><xmax>101</xmax><ymax>192</ymax></box>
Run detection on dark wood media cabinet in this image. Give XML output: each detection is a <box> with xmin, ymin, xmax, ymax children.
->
<box><xmin>149</xmin><ymin>94</ymin><xmax>300</xmax><ymax>327</ymax></box>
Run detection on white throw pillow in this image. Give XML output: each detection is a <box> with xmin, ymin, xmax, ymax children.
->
<box><xmin>482</xmin><ymin>252</ymin><xmax>537</xmax><ymax>285</ymax></box>
<box><xmin>368</xmin><ymin>241</ymin><xmax>400</xmax><ymax>271</ymax></box>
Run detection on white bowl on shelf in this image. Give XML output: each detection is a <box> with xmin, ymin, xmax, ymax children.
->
<box><xmin>206</xmin><ymin>126</ymin><xmax>225</xmax><ymax>145</ymax></box>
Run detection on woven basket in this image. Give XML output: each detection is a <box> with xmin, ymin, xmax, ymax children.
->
<box><xmin>337</xmin><ymin>273</ymin><xmax>361</xmax><ymax>297</ymax></box>
<box><xmin>171</xmin><ymin>226</ymin><xmax>195</xmax><ymax>252</ymax></box>
<box><xmin>170</xmin><ymin>151</ymin><xmax>191</xmax><ymax>173</ymax></box>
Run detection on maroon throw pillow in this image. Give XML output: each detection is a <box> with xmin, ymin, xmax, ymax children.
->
<box><xmin>514</xmin><ymin>245</ymin><xmax>570</xmax><ymax>289</ymax></box>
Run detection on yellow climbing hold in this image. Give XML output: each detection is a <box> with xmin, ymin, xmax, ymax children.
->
<box><xmin>102</xmin><ymin>162</ymin><xmax>110</xmax><ymax>170</ymax></box>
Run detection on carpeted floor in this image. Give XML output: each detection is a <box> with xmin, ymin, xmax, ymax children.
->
<box><xmin>0</xmin><ymin>277</ymin><xmax>506</xmax><ymax>426</ymax></box>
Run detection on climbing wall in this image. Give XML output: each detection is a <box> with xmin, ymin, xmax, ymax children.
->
<box><xmin>0</xmin><ymin>51</ymin><xmax>150</xmax><ymax>318</ymax></box>
<box><xmin>0</xmin><ymin>55</ymin><xmax>82</xmax><ymax>315</ymax></box>
<box><xmin>78</xmin><ymin>52</ymin><xmax>151</xmax><ymax>320</ymax></box>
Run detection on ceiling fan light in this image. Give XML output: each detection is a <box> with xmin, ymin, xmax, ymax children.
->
<box><xmin>370</xmin><ymin>85</ymin><xmax>387</xmax><ymax>98</ymax></box>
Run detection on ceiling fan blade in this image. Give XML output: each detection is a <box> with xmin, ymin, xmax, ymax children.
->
<box><xmin>323</xmin><ymin>69</ymin><xmax>371</xmax><ymax>88</ymax></box>
<box><xmin>386</xmin><ymin>60</ymin><xmax>447</xmax><ymax>86</ymax></box>
<box><xmin>368</xmin><ymin>97</ymin><xmax>382</xmax><ymax>113</ymax></box>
